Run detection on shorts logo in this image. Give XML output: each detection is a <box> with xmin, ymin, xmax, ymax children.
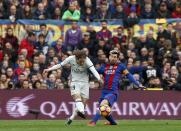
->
<box><xmin>6</xmin><ymin>94</ymin><xmax>35</xmax><ymax>118</ymax></box>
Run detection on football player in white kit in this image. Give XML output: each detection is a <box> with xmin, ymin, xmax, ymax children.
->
<box><xmin>43</xmin><ymin>50</ymin><xmax>100</xmax><ymax>125</ymax></box>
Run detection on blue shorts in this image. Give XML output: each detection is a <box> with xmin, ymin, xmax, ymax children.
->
<box><xmin>99</xmin><ymin>92</ymin><xmax>117</xmax><ymax>107</ymax></box>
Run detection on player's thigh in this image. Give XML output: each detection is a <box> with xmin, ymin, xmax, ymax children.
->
<box><xmin>98</xmin><ymin>92</ymin><xmax>108</xmax><ymax>105</ymax></box>
<box><xmin>70</xmin><ymin>82</ymin><xmax>81</xmax><ymax>100</ymax></box>
<box><xmin>102</xmin><ymin>93</ymin><xmax>117</xmax><ymax>106</ymax></box>
<box><xmin>80</xmin><ymin>82</ymin><xmax>90</xmax><ymax>100</ymax></box>
<box><xmin>81</xmin><ymin>97</ymin><xmax>88</xmax><ymax>106</ymax></box>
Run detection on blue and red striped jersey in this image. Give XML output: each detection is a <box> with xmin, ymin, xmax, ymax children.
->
<box><xmin>98</xmin><ymin>63</ymin><xmax>129</xmax><ymax>92</ymax></box>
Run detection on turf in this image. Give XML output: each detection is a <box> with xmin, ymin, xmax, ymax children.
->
<box><xmin>0</xmin><ymin>120</ymin><xmax>181</xmax><ymax>131</ymax></box>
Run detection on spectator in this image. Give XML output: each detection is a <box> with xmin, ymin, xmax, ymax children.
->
<box><xmin>39</xmin><ymin>54</ymin><xmax>48</xmax><ymax>70</ymax></box>
<box><xmin>157</xmin><ymin>25</ymin><xmax>170</xmax><ymax>40</ymax></box>
<box><xmin>29</xmin><ymin>0</ymin><xmax>37</xmax><ymax>14</ymax></box>
<box><xmin>77</xmin><ymin>32</ymin><xmax>94</xmax><ymax>56</ymax></box>
<box><xmin>125</xmin><ymin>0</ymin><xmax>141</xmax><ymax>16</ymax></box>
<box><xmin>86</xmin><ymin>25</ymin><xmax>97</xmax><ymax>42</ymax></box>
<box><xmin>33</xmin><ymin>2</ymin><xmax>49</xmax><ymax>20</ymax></box>
<box><xmin>147</xmin><ymin>76</ymin><xmax>162</xmax><ymax>89</ymax></box>
<box><xmin>95</xmin><ymin>2</ymin><xmax>111</xmax><ymax>19</ymax></box>
<box><xmin>81</xmin><ymin>7</ymin><xmax>94</xmax><ymax>22</ymax></box>
<box><xmin>64</xmin><ymin>21</ymin><xmax>82</xmax><ymax>51</ymax></box>
<box><xmin>134</xmin><ymin>34</ymin><xmax>147</xmax><ymax>51</ymax></box>
<box><xmin>7</xmin><ymin>81</ymin><xmax>15</xmax><ymax>90</ymax></box>
<box><xmin>96</xmin><ymin>20</ymin><xmax>112</xmax><ymax>42</ymax></box>
<box><xmin>19</xmin><ymin>25</ymin><xmax>34</xmax><ymax>42</ymax></box>
<box><xmin>0</xmin><ymin>0</ymin><xmax>5</xmax><ymax>19</ymax></box>
<box><xmin>162</xmin><ymin>61</ymin><xmax>171</xmax><ymax>80</ymax></box>
<box><xmin>111</xmin><ymin>26</ymin><xmax>127</xmax><ymax>47</ymax></box>
<box><xmin>14</xmin><ymin>60</ymin><xmax>26</xmax><ymax>78</ymax></box>
<box><xmin>111</xmin><ymin>4</ymin><xmax>126</xmax><ymax>19</ymax></box>
<box><xmin>109</xmin><ymin>0</ymin><xmax>123</xmax><ymax>14</ymax></box>
<box><xmin>81</xmin><ymin>0</ymin><xmax>96</xmax><ymax>14</ymax></box>
<box><xmin>163</xmin><ymin>66</ymin><xmax>180</xmax><ymax>90</ymax></box>
<box><xmin>55</xmin><ymin>79</ymin><xmax>64</xmax><ymax>89</ymax></box>
<box><xmin>31</xmin><ymin>73</ymin><xmax>38</xmax><ymax>83</ymax></box>
<box><xmin>7</xmin><ymin>5</ymin><xmax>22</xmax><ymax>22</ymax></box>
<box><xmin>31</xmin><ymin>63</ymin><xmax>40</xmax><ymax>74</ymax></box>
<box><xmin>94</xmin><ymin>39</ymin><xmax>110</xmax><ymax>58</ymax></box>
<box><xmin>0</xmin><ymin>60</ymin><xmax>11</xmax><ymax>74</ymax></box>
<box><xmin>175</xmin><ymin>51</ymin><xmax>181</xmax><ymax>66</ymax></box>
<box><xmin>15</xmin><ymin>53</ymin><xmax>32</xmax><ymax>69</ymax></box>
<box><xmin>19</xmin><ymin>32</ymin><xmax>36</xmax><ymax>59</ymax></box>
<box><xmin>25</xmin><ymin>67</ymin><xmax>31</xmax><ymax>78</ymax></box>
<box><xmin>52</xmin><ymin>56</ymin><xmax>60</xmax><ymax>65</ymax></box>
<box><xmin>51</xmin><ymin>38</ymin><xmax>66</xmax><ymax>54</ymax></box>
<box><xmin>170</xmin><ymin>72</ymin><xmax>181</xmax><ymax>91</ymax></box>
<box><xmin>46</xmin><ymin>73</ymin><xmax>56</xmax><ymax>89</ymax></box>
<box><xmin>0</xmin><ymin>74</ymin><xmax>9</xmax><ymax>89</ymax></box>
<box><xmin>6</xmin><ymin>67</ymin><xmax>14</xmax><ymax>81</ymax></box>
<box><xmin>35</xmin><ymin>34</ymin><xmax>49</xmax><ymax>55</ymax></box>
<box><xmin>156</xmin><ymin>1</ymin><xmax>171</xmax><ymax>18</ymax></box>
<box><xmin>142</xmin><ymin>57</ymin><xmax>161</xmax><ymax>85</ymax></box>
<box><xmin>37</xmin><ymin>24</ymin><xmax>54</xmax><ymax>45</ymax></box>
<box><xmin>22</xmin><ymin>4</ymin><xmax>33</xmax><ymax>19</ymax></box>
<box><xmin>172</xmin><ymin>3</ymin><xmax>181</xmax><ymax>18</ymax></box>
<box><xmin>52</xmin><ymin>7</ymin><xmax>62</xmax><ymax>20</ymax></box>
<box><xmin>146</xmin><ymin>30</ymin><xmax>157</xmax><ymax>49</ymax></box>
<box><xmin>49</xmin><ymin>0</ymin><xmax>66</xmax><ymax>17</ymax></box>
<box><xmin>158</xmin><ymin>39</ymin><xmax>173</xmax><ymax>64</ymax></box>
<box><xmin>3</xmin><ymin>27</ymin><xmax>19</xmax><ymax>52</ymax></box>
<box><xmin>140</xmin><ymin>47</ymin><xmax>148</xmax><ymax>61</ymax></box>
<box><xmin>141</xmin><ymin>4</ymin><xmax>156</xmax><ymax>18</ymax></box>
<box><xmin>33</xmin><ymin>80</ymin><xmax>41</xmax><ymax>89</ymax></box>
<box><xmin>40</xmin><ymin>81</ymin><xmax>48</xmax><ymax>89</ymax></box>
<box><xmin>22</xmin><ymin>80</ymin><xmax>30</xmax><ymax>89</ymax></box>
<box><xmin>41</xmin><ymin>0</ymin><xmax>50</xmax><ymax>11</ymax></box>
<box><xmin>3</xmin><ymin>42</ymin><xmax>16</xmax><ymax>63</ymax></box>
<box><xmin>123</xmin><ymin>11</ymin><xmax>140</xmax><ymax>28</ymax></box>
<box><xmin>15</xmin><ymin>73</ymin><xmax>26</xmax><ymax>89</ymax></box>
<box><xmin>166</xmin><ymin>23</ymin><xmax>177</xmax><ymax>48</ymax></box>
<box><xmin>46</xmin><ymin>47</ymin><xmax>56</xmax><ymax>63</ymax></box>
<box><xmin>62</xmin><ymin>3</ymin><xmax>80</xmax><ymax>21</ymax></box>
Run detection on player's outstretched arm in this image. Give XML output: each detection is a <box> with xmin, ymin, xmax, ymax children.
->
<box><xmin>89</xmin><ymin>66</ymin><xmax>101</xmax><ymax>81</ymax></box>
<box><xmin>126</xmin><ymin>73</ymin><xmax>144</xmax><ymax>88</ymax></box>
<box><xmin>43</xmin><ymin>64</ymin><xmax>62</xmax><ymax>74</ymax></box>
<box><xmin>43</xmin><ymin>56</ymin><xmax>73</xmax><ymax>74</ymax></box>
<box><xmin>86</xmin><ymin>57</ymin><xmax>101</xmax><ymax>81</ymax></box>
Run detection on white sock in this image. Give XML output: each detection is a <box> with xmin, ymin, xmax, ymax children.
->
<box><xmin>70</xmin><ymin>108</ymin><xmax>77</xmax><ymax>120</ymax></box>
<box><xmin>75</xmin><ymin>101</ymin><xmax>84</xmax><ymax>113</ymax></box>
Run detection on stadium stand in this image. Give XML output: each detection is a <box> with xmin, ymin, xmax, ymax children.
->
<box><xmin>0</xmin><ymin>0</ymin><xmax>180</xmax><ymax>90</ymax></box>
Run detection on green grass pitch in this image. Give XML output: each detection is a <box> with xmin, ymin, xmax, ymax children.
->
<box><xmin>0</xmin><ymin>120</ymin><xmax>181</xmax><ymax>131</ymax></box>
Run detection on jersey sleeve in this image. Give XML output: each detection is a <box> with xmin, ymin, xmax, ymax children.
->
<box><xmin>119</xmin><ymin>64</ymin><xmax>129</xmax><ymax>75</ymax></box>
<box><xmin>60</xmin><ymin>56</ymin><xmax>74</xmax><ymax>66</ymax></box>
<box><xmin>86</xmin><ymin>57</ymin><xmax>94</xmax><ymax>68</ymax></box>
<box><xmin>97</xmin><ymin>64</ymin><xmax>106</xmax><ymax>74</ymax></box>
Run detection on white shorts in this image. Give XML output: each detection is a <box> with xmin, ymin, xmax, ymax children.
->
<box><xmin>70</xmin><ymin>82</ymin><xmax>90</xmax><ymax>99</ymax></box>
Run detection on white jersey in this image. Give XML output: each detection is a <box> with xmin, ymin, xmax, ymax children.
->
<box><xmin>60</xmin><ymin>56</ymin><xmax>94</xmax><ymax>82</ymax></box>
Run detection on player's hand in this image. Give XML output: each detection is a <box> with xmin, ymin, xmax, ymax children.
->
<box><xmin>43</xmin><ymin>69</ymin><xmax>49</xmax><ymax>74</ymax></box>
<box><xmin>98</xmin><ymin>79</ymin><xmax>104</xmax><ymax>87</ymax></box>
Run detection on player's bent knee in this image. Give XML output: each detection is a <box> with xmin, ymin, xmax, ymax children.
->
<box><xmin>81</xmin><ymin>97</ymin><xmax>88</xmax><ymax>105</ymax></box>
<box><xmin>100</xmin><ymin>99</ymin><xmax>109</xmax><ymax>106</ymax></box>
<box><xmin>72</xmin><ymin>94</ymin><xmax>82</xmax><ymax>101</ymax></box>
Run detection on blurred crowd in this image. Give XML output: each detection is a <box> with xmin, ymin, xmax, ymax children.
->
<box><xmin>0</xmin><ymin>0</ymin><xmax>180</xmax><ymax>22</ymax></box>
<box><xmin>0</xmin><ymin>0</ymin><xmax>180</xmax><ymax>90</ymax></box>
